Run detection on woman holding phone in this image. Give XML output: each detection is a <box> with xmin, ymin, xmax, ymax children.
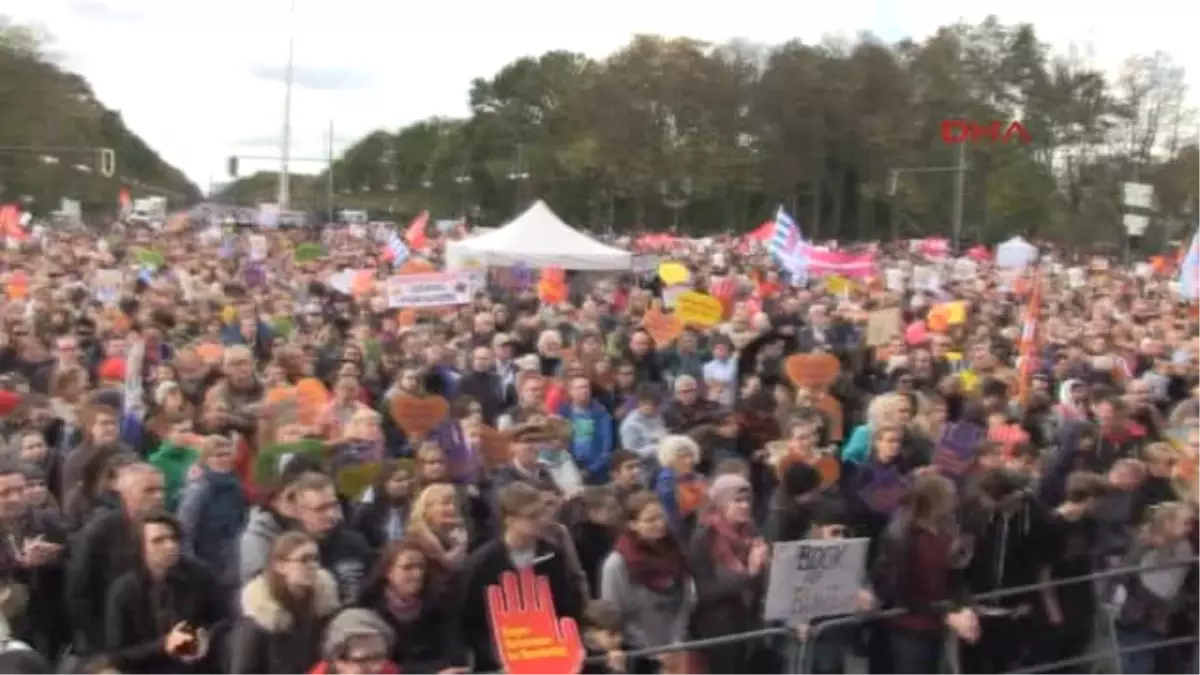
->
<box><xmin>103</xmin><ymin>511</ymin><xmax>230</xmax><ymax>673</ymax></box>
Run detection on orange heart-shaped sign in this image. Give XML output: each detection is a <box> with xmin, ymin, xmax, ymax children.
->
<box><xmin>812</xmin><ymin>454</ymin><xmax>841</xmax><ymax>489</ymax></box>
<box><xmin>642</xmin><ymin>305</ymin><xmax>684</xmax><ymax>345</ymax></box>
<box><xmin>476</xmin><ymin>425</ymin><xmax>510</xmax><ymax>470</ymax></box>
<box><xmin>295</xmin><ymin>378</ymin><xmax>331</xmax><ymax>426</ymax></box>
<box><xmin>784</xmin><ymin>353</ymin><xmax>841</xmax><ymax>390</ymax></box>
<box><xmin>265</xmin><ymin>386</ymin><xmax>297</xmax><ymax>405</ymax></box>
<box><xmin>677</xmin><ymin>479</ymin><xmax>708</xmax><ymax>516</ymax></box>
<box><xmin>389</xmin><ymin>394</ymin><xmax>449</xmax><ymax>439</ymax></box>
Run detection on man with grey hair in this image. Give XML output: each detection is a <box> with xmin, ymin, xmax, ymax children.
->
<box><xmin>663</xmin><ymin>374</ymin><xmax>723</xmax><ymax>434</ymax></box>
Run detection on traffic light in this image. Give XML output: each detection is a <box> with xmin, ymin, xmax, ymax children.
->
<box><xmin>227</xmin><ymin>156</ymin><xmax>238</xmax><ymax>177</ymax></box>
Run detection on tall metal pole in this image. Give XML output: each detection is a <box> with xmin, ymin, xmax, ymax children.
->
<box><xmin>326</xmin><ymin>120</ymin><xmax>334</xmax><ymax>223</ymax></box>
<box><xmin>277</xmin><ymin>0</ymin><xmax>296</xmax><ymax>209</ymax></box>
<box><xmin>951</xmin><ymin>141</ymin><xmax>966</xmax><ymax>252</ymax></box>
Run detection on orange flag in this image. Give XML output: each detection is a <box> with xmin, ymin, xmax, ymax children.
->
<box><xmin>405</xmin><ymin>210</ymin><xmax>430</xmax><ymax>250</ymax></box>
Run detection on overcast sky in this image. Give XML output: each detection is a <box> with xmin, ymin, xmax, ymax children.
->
<box><xmin>4</xmin><ymin>0</ymin><xmax>1196</xmax><ymax>190</ymax></box>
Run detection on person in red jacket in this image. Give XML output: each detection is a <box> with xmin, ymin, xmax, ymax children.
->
<box><xmin>308</xmin><ymin>608</ymin><xmax>401</xmax><ymax>675</ymax></box>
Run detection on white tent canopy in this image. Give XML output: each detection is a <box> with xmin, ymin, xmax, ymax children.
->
<box><xmin>994</xmin><ymin>236</ymin><xmax>1038</xmax><ymax>269</ymax></box>
<box><xmin>445</xmin><ymin>200</ymin><xmax>632</xmax><ymax>271</ymax></box>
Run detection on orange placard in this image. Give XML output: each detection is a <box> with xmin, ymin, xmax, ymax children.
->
<box><xmin>388</xmin><ymin>394</ymin><xmax>449</xmax><ymax>439</ymax></box>
<box><xmin>677</xmin><ymin>479</ymin><xmax>708</xmax><ymax>516</ymax></box>
<box><xmin>196</xmin><ymin>342</ymin><xmax>224</xmax><ymax>364</ymax></box>
<box><xmin>5</xmin><ymin>270</ymin><xmax>28</xmax><ymax>300</ymax></box>
<box><xmin>487</xmin><ymin>567</ymin><xmax>585</xmax><ymax>675</ymax></box>
<box><xmin>295</xmin><ymin>378</ymin><xmax>331</xmax><ymax>426</ymax></box>
<box><xmin>641</xmin><ymin>305</ymin><xmax>683</xmax><ymax>345</ymax></box>
<box><xmin>927</xmin><ymin>305</ymin><xmax>951</xmax><ymax>333</ymax></box>
<box><xmin>542</xmin><ymin>266</ymin><xmax>565</xmax><ymax>285</ymax></box>
<box><xmin>397</xmin><ymin>309</ymin><xmax>417</xmax><ymax>327</ymax></box>
<box><xmin>537</xmin><ymin>279</ymin><xmax>566</xmax><ymax>305</ymax></box>
<box><xmin>784</xmin><ymin>353</ymin><xmax>841</xmax><ymax>390</ymax></box>
<box><xmin>816</xmin><ymin>393</ymin><xmax>844</xmax><ymax>442</ymax></box>
<box><xmin>399</xmin><ymin>259</ymin><xmax>436</xmax><ymax>275</ymax></box>
<box><xmin>350</xmin><ymin>269</ymin><xmax>375</xmax><ymax>297</ymax></box>
<box><xmin>477</xmin><ymin>425</ymin><xmax>510</xmax><ymax>469</ymax></box>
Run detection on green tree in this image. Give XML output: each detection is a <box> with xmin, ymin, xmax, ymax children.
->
<box><xmin>256</xmin><ymin>17</ymin><xmax>1195</xmax><ymax>248</ymax></box>
<box><xmin>0</xmin><ymin>16</ymin><xmax>199</xmax><ymax>215</ymax></box>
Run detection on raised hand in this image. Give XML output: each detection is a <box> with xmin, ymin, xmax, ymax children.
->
<box><xmin>486</xmin><ymin>567</ymin><xmax>585</xmax><ymax>675</ymax></box>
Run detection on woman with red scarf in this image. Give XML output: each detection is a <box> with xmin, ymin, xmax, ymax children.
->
<box><xmin>600</xmin><ymin>491</ymin><xmax>696</xmax><ymax>673</ymax></box>
<box><xmin>687</xmin><ymin>474</ymin><xmax>774</xmax><ymax>673</ymax></box>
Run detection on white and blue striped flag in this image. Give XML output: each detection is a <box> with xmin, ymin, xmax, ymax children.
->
<box><xmin>770</xmin><ymin>206</ymin><xmax>802</xmax><ymax>260</ymax></box>
<box><xmin>1180</xmin><ymin>227</ymin><xmax>1199</xmax><ymax>301</ymax></box>
<box><xmin>771</xmin><ymin>206</ymin><xmax>809</xmax><ymax>286</ymax></box>
<box><xmin>384</xmin><ymin>230</ymin><xmax>410</xmax><ymax>266</ymax></box>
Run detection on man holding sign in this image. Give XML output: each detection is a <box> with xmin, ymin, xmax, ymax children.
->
<box><xmin>463</xmin><ymin>483</ymin><xmax>586</xmax><ymax>674</ymax></box>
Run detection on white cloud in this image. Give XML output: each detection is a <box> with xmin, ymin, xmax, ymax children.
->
<box><xmin>4</xmin><ymin>0</ymin><xmax>1196</xmax><ymax>189</ymax></box>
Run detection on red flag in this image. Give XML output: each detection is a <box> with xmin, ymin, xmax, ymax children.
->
<box><xmin>118</xmin><ymin>187</ymin><xmax>131</xmax><ymax>209</ymax></box>
<box><xmin>405</xmin><ymin>210</ymin><xmax>429</xmax><ymax>250</ymax></box>
<box><xmin>0</xmin><ymin>204</ymin><xmax>27</xmax><ymax>242</ymax></box>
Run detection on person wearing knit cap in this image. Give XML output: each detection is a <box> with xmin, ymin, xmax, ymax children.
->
<box><xmin>309</xmin><ymin>608</ymin><xmax>400</xmax><ymax>675</ymax></box>
<box><xmin>691</xmin><ymin>471</ymin><xmax>770</xmax><ymax>673</ymax></box>
<box><xmin>707</xmin><ymin>472</ymin><xmax>752</xmax><ymax>508</ymax></box>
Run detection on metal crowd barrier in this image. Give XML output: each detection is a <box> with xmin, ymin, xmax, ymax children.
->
<box><xmin>796</xmin><ymin>555</ymin><xmax>1200</xmax><ymax>674</ymax></box>
<box><xmin>568</xmin><ymin>556</ymin><xmax>1198</xmax><ymax>674</ymax></box>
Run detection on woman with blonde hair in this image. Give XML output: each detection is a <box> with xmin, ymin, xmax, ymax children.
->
<box><xmin>1114</xmin><ymin>501</ymin><xmax>1196</xmax><ymax>674</ymax></box>
<box><xmin>841</xmin><ymin>393</ymin><xmax>905</xmax><ymax>465</ymax></box>
<box><xmin>405</xmin><ymin>483</ymin><xmax>469</xmax><ymax>593</ymax></box>
<box><xmin>229</xmin><ymin>531</ymin><xmax>341</xmax><ymax>674</ymax></box>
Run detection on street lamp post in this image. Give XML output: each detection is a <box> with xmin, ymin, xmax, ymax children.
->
<box><xmin>888</xmin><ymin>161</ymin><xmax>966</xmax><ymax>247</ymax></box>
<box><xmin>277</xmin><ymin>0</ymin><xmax>297</xmax><ymax>210</ymax></box>
<box><xmin>660</xmin><ymin>178</ymin><xmax>692</xmax><ymax>231</ymax></box>
<box><xmin>454</xmin><ymin>173</ymin><xmax>471</xmax><ymax>220</ymax></box>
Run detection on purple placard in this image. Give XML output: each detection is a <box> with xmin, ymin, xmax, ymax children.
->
<box><xmin>858</xmin><ymin>466</ymin><xmax>907</xmax><ymax>515</ymax></box>
<box><xmin>934</xmin><ymin>421</ymin><xmax>985</xmax><ymax>478</ymax></box>
<box><xmin>243</xmin><ymin>263</ymin><xmax>266</xmax><ymax>288</ymax></box>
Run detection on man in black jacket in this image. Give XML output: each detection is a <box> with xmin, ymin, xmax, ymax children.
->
<box><xmin>289</xmin><ymin>472</ymin><xmax>374</xmax><ymax>603</ymax></box>
<box><xmin>458</xmin><ymin>346</ymin><xmax>505</xmax><ymax>426</ymax></box>
<box><xmin>64</xmin><ymin>461</ymin><xmax>165</xmax><ymax>655</ymax></box>
<box><xmin>461</xmin><ymin>482</ymin><xmax>585</xmax><ymax>673</ymax></box>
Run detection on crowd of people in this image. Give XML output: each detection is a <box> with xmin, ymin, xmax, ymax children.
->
<box><xmin>0</xmin><ymin>218</ymin><xmax>1194</xmax><ymax>675</ymax></box>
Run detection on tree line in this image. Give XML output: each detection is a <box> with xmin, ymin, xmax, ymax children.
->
<box><xmin>222</xmin><ymin>18</ymin><xmax>1196</xmax><ymax>248</ymax></box>
<box><xmin>0</xmin><ymin>17</ymin><xmax>201</xmax><ymax>217</ymax></box>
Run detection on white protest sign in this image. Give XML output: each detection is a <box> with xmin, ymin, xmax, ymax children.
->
<box><xmin>124</xmin><ymin>339</ymin><xmax>145</xmax><ymax>418</ymax></box>
<box><xmin>763</xmin><ymin>537</ymin><xmax>869</xmax><ymax>621</ymax></box>
<box><xmin>386</xmin><ymin>272</ymin><xmax>473</xmax><ymax>308</ymax></box>
<box><xmin>249</xmin><ymin>234</ymin><xmax>268</xmax><ymax>261</ymax></box>
<box><xmin>94</xmin><ymin>269</ymin><xmax>123</xmax><ymax>305</ymax></box>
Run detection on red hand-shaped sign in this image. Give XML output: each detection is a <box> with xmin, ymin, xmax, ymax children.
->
<box><xmin>487</xmin><ymin>567</ymin><xmax>585</xmax><ymax>675</ymax></box>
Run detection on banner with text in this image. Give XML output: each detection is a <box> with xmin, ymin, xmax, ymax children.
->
<box><xmin>387</xmin><ymin>272</ymin><xmax>474</xmax><ymax>308</ymax></box>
